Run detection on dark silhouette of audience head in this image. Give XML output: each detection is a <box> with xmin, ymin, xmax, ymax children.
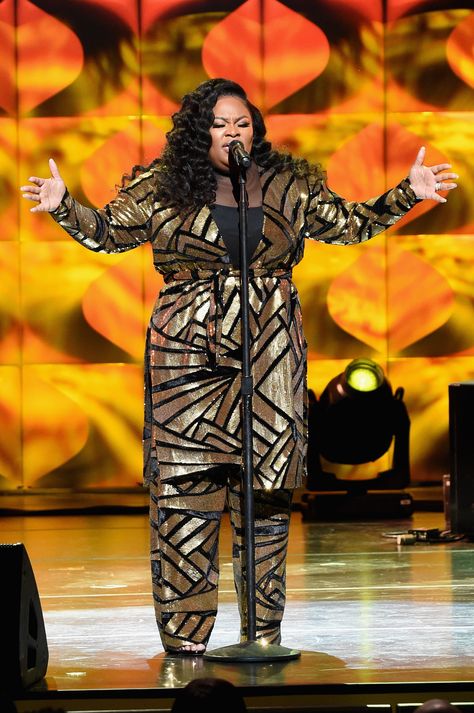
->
<box><xmin>414</xmin><ymin>700</ymin><xmax>462</xmax><ymax>713</ymax></box>
<box><xmin>171</xmin><ymin>677</ymin><xmax>247</xmax><ymax>712</ymax></box>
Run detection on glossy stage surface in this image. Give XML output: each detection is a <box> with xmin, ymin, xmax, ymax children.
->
<box><xmin>1</xmin><ymin>499</ymin><xmax>474</xmax><ymax>710</ymax></box>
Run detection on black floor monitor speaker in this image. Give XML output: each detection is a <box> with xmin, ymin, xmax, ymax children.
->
<box><xmin>0</xmin><ymin>543</ymin><xmax>49</xmax><ymax>690</ymax></box>
<box><xmin>449</xmin><ymin>382</ymin><xmax>474</xmax><ymax>538</ymax></box>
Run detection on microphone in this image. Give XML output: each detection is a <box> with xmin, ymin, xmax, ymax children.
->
<box><xmin>229</xmin><ymin>140</ymin><xmax>252</xmax><ymax>169</ymax></box>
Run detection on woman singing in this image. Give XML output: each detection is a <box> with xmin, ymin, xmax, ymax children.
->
<box><xmin>21</xmin><ymin>78</ymin><xmax>457</xmax><ymax>655</ymax></box>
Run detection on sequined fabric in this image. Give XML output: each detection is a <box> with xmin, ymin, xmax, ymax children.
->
<box><xmin>149</xmin><ymin>474</ymin><xmax>292</xmax><ymax>650</ymax></box>
<box><xmin>52</xmin><ymin>168</ymin><xmax>418</xmax><ymax>489</ymax></box>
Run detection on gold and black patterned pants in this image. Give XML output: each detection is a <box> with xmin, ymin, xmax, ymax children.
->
<box><xmin>149</xmin><ymin>472</ymin><xmax>293</xmax><ymax>652</ymax></box>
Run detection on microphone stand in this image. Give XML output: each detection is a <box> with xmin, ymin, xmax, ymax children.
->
<box><xmin>204</xmin><ymin>152</ymin><xmax>300</xmax><ymax>663</ymax></box>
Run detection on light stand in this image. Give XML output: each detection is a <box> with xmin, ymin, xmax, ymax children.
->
<box><xmin>302</xmin><ymin>370</ymin><xmax>413</xmax><ymax>521</ymax></box>
<box><xmin>204</xmin><ymin>153</ymin><xmax>300</xmax><ymax>663</ymax></box>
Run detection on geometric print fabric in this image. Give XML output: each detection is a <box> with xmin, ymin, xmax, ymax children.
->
<box><xmin>52</xmin><ymin>170</ymin><xmax>419</xmax><ymax>491</ymax></box>
<box><xmin>150</xmin><ymin>473</ymin><xmax>292</xmax><ymax>651</ymax></box>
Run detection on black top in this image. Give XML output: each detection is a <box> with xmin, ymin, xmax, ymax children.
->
<box><xmin>211</xmin><ymin>204</ymin><xmax>264</xmax><ymax>267</ymax></box>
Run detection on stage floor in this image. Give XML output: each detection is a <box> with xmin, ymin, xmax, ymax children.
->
<box><xmin>1</xmin><ymin>504</ymin><xmax>474</xmax><ymax>711</ymax></box>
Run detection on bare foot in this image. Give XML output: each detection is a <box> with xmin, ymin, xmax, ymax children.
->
<box><xmin>178</xmin><ymin>643</ymin><xmax>206</xmax><ymax>654</ymax></box>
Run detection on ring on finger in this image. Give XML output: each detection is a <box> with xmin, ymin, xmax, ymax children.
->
<box><xmin>435</xmin><ymin>182</ymin><xmax>442</xmax><ymax>191</ymax></box>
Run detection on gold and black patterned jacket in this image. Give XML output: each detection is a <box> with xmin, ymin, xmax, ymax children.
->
<box><xmin>52</xmin><ymin>166</ymin><xmax>418</xmax><ymax>490</ymax></box>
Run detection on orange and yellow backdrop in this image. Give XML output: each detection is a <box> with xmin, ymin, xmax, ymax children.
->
<box><xmin>0</xmin><ymin>0</ymin><xmax>472</xmax><ymax>490</ymax></box>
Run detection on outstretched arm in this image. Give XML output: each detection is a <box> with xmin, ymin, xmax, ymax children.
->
<box><xmin>304</xmin><ymin>147</ymin><xmax>458</xmax><ymax>245</ymax></box>
<box><xmin>21</xmin><ymin>159</ymin><xmax>155</xmax><ymax>253</ymax></box>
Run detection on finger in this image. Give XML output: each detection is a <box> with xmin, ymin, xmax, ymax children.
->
<box><xmin>22</xmin><ymin>193</ymin><xmax>41</xmax><ymax>202</ymax></box>
<box><xmin>434</xmin><ymin>172</ymin><xmax>458</xmax><ymax>182</ymax></box>
<box><xmin>28</xmin><ymin>176</ymin><xmax>45</xmax><ymax>187</ymax></box>
<box><xmin>414</xmin><ymin>146</ymin><xmax>425</xmax><ymax>166</ymax></box>
<box><xmin>430</xmin><ymin>192</ymin><xmax>447</xmax><ymax>204</ymax></box>
<box><xmin>49</xmin><ymin>158</ymin><xmax>61</xmax><ymax>180</ymax></box>
<box><xmin>439</xmin><ymin>183</ymin><xmax>457</xmax><ymax>191</ymax></box>
<box><xmin>429</xmin><ymin>163</ymin><xmax>452</xmax><ymax>174</ymax></box>
<box><xmin>30</xmin><ymin>204</ymin><xmax>48</xmax><ymax>212</ymax></box>
<box><xmin>20</xmin><ymin>184</ymin><xmax>41</xmax><ymax>193</ymax></box>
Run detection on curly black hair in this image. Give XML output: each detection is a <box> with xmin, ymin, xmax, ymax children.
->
<box><xmin>124</xmin><ymin>78</ymin><xmax>323</xmax><ymax>210</ymax></box>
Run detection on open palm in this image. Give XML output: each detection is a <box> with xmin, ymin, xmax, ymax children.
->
<box><xmin>21</xmin><ymin>158</ymin><xmax>66</xmax><ymax>212</ymax></box>
<box><xmin>408</xmin><ymin>146</ymin><xmax>458</xmax><ymax>203</ymax></box>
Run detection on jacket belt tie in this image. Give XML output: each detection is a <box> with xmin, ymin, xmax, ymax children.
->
<box><xmin>163</xmin><ymin>268</ymin><xmax>292</xmax><ymax>368</ymax></box>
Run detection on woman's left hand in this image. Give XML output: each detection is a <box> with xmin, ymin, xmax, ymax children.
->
<box><xmin>409</xmin><ymin>146</ymin><xmax>458</xmax><ymax>203</ymax></box>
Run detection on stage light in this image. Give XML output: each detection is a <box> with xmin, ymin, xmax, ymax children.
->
<box><xmin>302</xmin><ymin>359</ymin><xmax>412</xmax><ymax>520</ymax></box>
<box><xmin>345</xmin><ymin>358</ymin><xmax>384</xmax><ymax>392</ymax></box>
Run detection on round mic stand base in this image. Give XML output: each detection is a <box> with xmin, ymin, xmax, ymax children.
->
<box><xmin>203</xmin><ymin>640</ymin><xmax>301</xmax><ymax>662</ymax></box>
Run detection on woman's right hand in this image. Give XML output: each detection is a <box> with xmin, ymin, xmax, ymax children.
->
<box><xmin>20</xmin><ymin>158</ymin><xmax>66</xmax><ymax>212</ymax></box>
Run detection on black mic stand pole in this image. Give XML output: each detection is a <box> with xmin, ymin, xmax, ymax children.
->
<box><xmin>204</xmin><ymin>155</ymin><xmax>300</xmax><ymax>663</ymax></box>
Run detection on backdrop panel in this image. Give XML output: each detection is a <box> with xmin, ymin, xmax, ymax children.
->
<box><xmin>0</xmin><ymin>0</ymin><xmax>471</xmax><ymax>487</ymax></box>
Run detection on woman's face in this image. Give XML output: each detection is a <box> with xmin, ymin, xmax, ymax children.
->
<box><xmin>208</xmin><ymin>95</ymin><xmax>254</xmax><ymax>172</ymax></box>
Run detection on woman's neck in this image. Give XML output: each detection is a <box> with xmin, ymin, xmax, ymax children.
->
<box><xmin>214</xmin><ymin>161</ymin><xmax>262</xmax><ymax>208</ymax></box>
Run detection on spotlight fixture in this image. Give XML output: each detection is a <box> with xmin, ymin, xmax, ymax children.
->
<box><xmin>302</xmin><ymin>358</ymin><xmax>412</xmax><ymax>520</ymax></box>
<box><xmin>346</xmin><ymin>358</ymin><xmax>384</xmax><ymax>392</ymax></box>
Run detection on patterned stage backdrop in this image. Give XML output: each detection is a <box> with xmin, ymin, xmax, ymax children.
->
<box><xmin>0</xmin><ymin>0</ymin><xmax>472</xmax><ymax>489</ymax></box>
